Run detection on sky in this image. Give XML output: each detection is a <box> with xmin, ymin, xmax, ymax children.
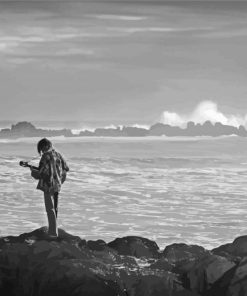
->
<box><xmin>0</xmin><ymin>1</ymin><xmax>247</xmax><ymax>126</ymax></box>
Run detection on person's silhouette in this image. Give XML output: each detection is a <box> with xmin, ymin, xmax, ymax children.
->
<box><xmin>30</xmin><ymin>138</ymin><xmax>69</xmax><ymax>237</ymax></box>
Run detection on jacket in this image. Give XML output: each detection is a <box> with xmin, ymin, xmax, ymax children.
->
<box><xmin>36</xmin><ymin>149</ymin><xmax>69</xmax><ymax>194</ymax></box>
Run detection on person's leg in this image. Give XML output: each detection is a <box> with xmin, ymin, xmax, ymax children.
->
<box><xmin>44</xmin><ymin>192</ymin><xmax>58</xmax><ymax>236</ymax></box>
<box><xmin>53</xmin><ymin>192</ymin><xmax>59</xmax><ymax>218</ymax></box>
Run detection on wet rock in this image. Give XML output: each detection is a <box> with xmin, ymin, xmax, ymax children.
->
<box><xmin>162</xmin><ymin>243</ymin><xmax>209</xmax><ymax>285</ymax></box>
<box><xmin>211</xmin><ymin>243</ymin><xmax>239</xmax><ymax>262</ymax></box>
<box><xmin>1</xmin><ymin>227</ymin><xmax>243</xmax><ymax>296</ymax></box>
<box><xmin>87</xmin><ymin>239</ymin><xmax>108</xmax><ymax>251</ymax></box>
<box><xmin>161</xmin><ymin>243</ymin><xmax>235</xmax><ymax>294</ymax></box>
<box><xmin>0</xmin><ymin>226</ymin><xmax>86</xmax><ymax>246</ymax></box>
<box><xmin>150</xmin><ymin>257</ymin><xmax>174</xmax><ymax>272</ymax></box>
<box><xmin>207</xmin><ymin>256</ymin><xmax>247</xmax><ymax>296</ymax></box>
<box><xmin>212</xmin><ymin>235</ymin><xmax>247</xmax><ymax>260</ymax></box>
<box><xmin>187</xmin><ymin>254</ymin><xmax>235</xmax><ymax>294</ymax></box>
<box><xmin>205</xmin><ymin>264</ymin><xmax>238</xmax><ymax>296</ymax></box>
<box><xmin>225</xmin><ymin>257</ymin><xmax>247</xmax><ymax>296</ymax></box>
<box><xmin>0</xmin><ymin>228</ymin><xmax>192</xmax><ymax>296</ymax></box>
<box><xmin>163</xmin><ymin>243</ymin><xmax>209</xmax><ymax>264</ymax></box>
<box><xmin>108</xmin><ymin>236</ymin><xmax>160</xmax><ymax>258</ymax></box>
<box><xmin>133</xmin><ymin>274</ymin><xmax>200</xmax><ymax>296</ymax></box>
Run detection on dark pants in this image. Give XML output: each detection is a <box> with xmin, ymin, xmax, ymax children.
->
<box><xmin>44</xmin><ymin>192</ymin><xmax>59</xmax><ymax>236</ymax></box>
<box><xmin>54</xmin><ymin>192</ymin><xmax>58</xmax><ymax>218</ymax></box>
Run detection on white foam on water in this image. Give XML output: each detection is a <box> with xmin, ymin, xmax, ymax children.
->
<box><xmin>1</xmin><ymin>138</ymin><xmax>247</xmax><ymax>248</ymax></box>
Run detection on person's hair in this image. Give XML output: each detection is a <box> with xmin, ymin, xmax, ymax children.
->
<box><xmin>37</xmin><ymin>138</ymin><xmax>52</xmax><ymax>155</ymax></box>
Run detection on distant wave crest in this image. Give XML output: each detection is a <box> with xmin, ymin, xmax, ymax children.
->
<box><xmin>161</xmin><ymin>101</ymin><xmax>247</xmax><ymax>128</ymax></box>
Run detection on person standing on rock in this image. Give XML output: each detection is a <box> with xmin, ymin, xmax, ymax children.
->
<box><xmin>30</xmin><ymin>138</ymin><xmax>69</xmax><ymax>238</ymax></box>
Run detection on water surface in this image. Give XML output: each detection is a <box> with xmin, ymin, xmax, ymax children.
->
<box><xmin>0</xmin><ymin>136</ymin><xmax>246</xmax><ymax>249</ymax></box>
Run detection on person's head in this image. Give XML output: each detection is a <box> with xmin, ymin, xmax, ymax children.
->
<box><xmin>37</xmin><ymin>138</ymin><xmax>53</xmax><ymax>155</ymax></box>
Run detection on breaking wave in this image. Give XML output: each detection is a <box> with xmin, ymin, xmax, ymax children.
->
<box><xmin>160</xmin><ymin>101</ymin><xmax>247</xmax><ymax>128</ymax></box>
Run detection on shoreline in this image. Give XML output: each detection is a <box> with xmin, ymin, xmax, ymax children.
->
<box><xmin>0</xmin><ymin>134</ymin><xmax>240</xmax><ymax>143</ymax></box>
<box><xmin>1</xmin><ymin>121</ymin><xmax>247</xmax><ymax>139</ymax></box>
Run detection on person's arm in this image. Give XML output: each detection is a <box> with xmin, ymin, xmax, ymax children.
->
<box><xmin>29</xmin><ymin>156</ymin><xmax>45</xmax><ymax>180</ymax></box>
<box><xmin>59</xmin><ymin>153</ymin><xmax>69</xmax><ymax>184</ymax></box>
<box><xmin>60</xmin><ymin>154</ymin><xmax>69</xmax><ymax>172</ymax></box>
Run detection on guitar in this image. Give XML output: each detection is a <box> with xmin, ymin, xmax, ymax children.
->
<box><xmin>19</xmin><ymin>161</ymin><xmax>40</xmax><ymax>180</ymax></box>
<box><xmin>19</xmin><ymin>161</ymin><xmax>39</xmax><ymax>170</ymax></box>
<box><xmin>19</xmin><ymin>161</ymin><xmax>67</xmax><ymax>183</ymax></box>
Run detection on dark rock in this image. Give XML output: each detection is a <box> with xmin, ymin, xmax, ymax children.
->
<box><xmin>226</xmin><ymin>257</ymin><xmax>247</xmax><ymax>296</ymax></box>
<box><xmin>162</xmin><ymin>243</ymin><xmax>235</xmax><ymax>294</ymax></box>
<box><xmin>224</xmin><ymin>236</ymin><xmax>247</xmax><ymax>257</ymax></box>
<box><xmin>150</xmin><ymin>257</ymin><xmax>174</xmax><ymax>272</ymax></box>
<box><xmin>0</xmin><ymin>226</ymin><xmax>86</xmax><ymax>247</ymax></box>
<box><xmin>87</xmin><ymin>239</ymin><xmax>108</xmax><ymax>251</ymax></box>
<box><xmin>206</xmin><ymin>261</ymin><xmax>240</xmax><ymax>296</ymax></box>
<box><xmin>0</xmin><ymin>228</ymin><xmax>192</xmax><ymax>296</ymax></box>
<box><xmin>11</xmin><ymin>121</ymin><xmax>36</xmax><ymax>132</ymax></box>
<box><xmin>108</xmin><ymin>236</ymin><xmax>160</xmax><ymax>258</ymax></box>
<box><xmin>186</xmin><ymin>254</ymin><xmax>235</xmax><ymax>294</ymax></box>
<box><xmin>212</xmin><ymin>235</ymin><xmax>247</xmax><ymax>261</ymax></box>
<box><xmin>0</xmin><ymin>121</ymin><xmax>74</xmax><ymax>138</ymax></box>
<box><xmin>211</xmin><ymin>243</ymin><xmax>241</xmax><ymax>263</ymax></box>
<box><xmin>163</xmin><ymin>243</ymin><xmax>208</xmax><ymax>264</ymax></box>
<box><xmin>148</xmin><ymin>123</ymin><xmax>184</xmax><ymax>137</ymax></box>
<box><xmin>1</xmin><ymin>228</ymin><xmax>244</xmax><ymax>296</ymax></box>
<box><xmin>148</xmin><ymin>121</ymin><xmax>247</xmax><ymax>137</ymax></box>
<box><xmin>2</xmin><ymin>257</ymin><xmax>124</xmax><ymax>296</ymax></box>
<box><xmin>122</xmin><ymin>126</ymin><xmax>148</xmax><ymax>137</ymax></box>
<box><xmin>94</xmin><ymin>126</ymin><xmax>123</xmax><ymax>137</ymax></box>
<box><xmin>227</xmin><ymin>257</ymin><xmax>247</xmax><ymax>293</ymax></box>
<box><xmin>1</xmin><ymin>120</ymin><xmax>247</xmax><ymax>139</ymax></box>
<box><xmin>238</xmin><ymin>125</ymin><xmax>247</xmax><ymax>137</ymax></box>
<box><xmin>208</xmin><ymin>255</ymin><xmax>247</xmax><ymax>296</ymax></box>
<box><xmin>133</xmin><ymin>274</ymin><xmax>200</xmax><ymax>296</ymax></box>
<box><xmin>79</xmin><ymin>129</ymin><xmax>94</xmax><ymax>136</ymax></box>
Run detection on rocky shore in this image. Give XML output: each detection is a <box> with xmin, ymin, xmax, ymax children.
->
<box><xmin>1</xmin><ymin>121</ymin><xmax>247</xmax><ymax>139</ymax></box>
<box><xmin>0</xmin><ymin>227</ymin><xmax>247</xmax><ymax>296</ymax></box>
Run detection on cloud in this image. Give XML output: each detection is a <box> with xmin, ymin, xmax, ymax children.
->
<box><xmin>0</xmin><ymin>35</ymin><xmax>47</xmax><ymax>54</ymax></box>
<box><xmin>89</xmin><ymin>14</ymin><xmax>147</xmax><ymax>21</ymax></box>
<box><xmin>108</xmin><ymin>26</ymin><xmax>212</xmax><ymax>35</ymax></box>
<box><xmin>160</xmin><ymin>101</ymin><xmax>246</xmax><ymax>127</ymax></box>
<box><xmin>54</xmin><ymin>48</ymin><xmax>94</xmax><ymax>56</ymax></box>
<box><xmin>201</xmin><ymin>27</ymin><xmax>247</xmax><ymax>39</ymax></box>
<box><xmin>0</xmin><ymin>26</ymin><xmax>101</xmax><ymax>67</ymax></box>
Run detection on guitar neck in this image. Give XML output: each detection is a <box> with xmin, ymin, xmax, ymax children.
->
<box><xmin>20</xmin><ymin>161</ymin><xmax>39</xmax><ymax>170</ymax></box>
<box><xmin>27</xmin><ymin>164</ymin><xmax>39</xmax><ymax>170</ymax></box>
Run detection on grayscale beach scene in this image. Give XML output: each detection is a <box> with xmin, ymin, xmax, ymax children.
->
<box><xmin>1</xmin><ymin>1</ymin><xmax>247</xmax><ymax>295</ymax></box>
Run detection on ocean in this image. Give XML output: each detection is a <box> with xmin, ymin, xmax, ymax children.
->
<box><xmin>0</xmin><ymin>135</ymin><xmax>247</xmax><ymax>249</ymax></box>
